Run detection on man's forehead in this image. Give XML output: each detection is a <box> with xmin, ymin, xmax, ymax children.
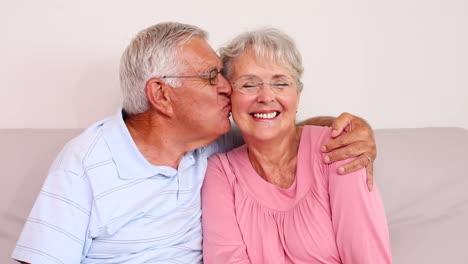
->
<box><xmin>178</xmin><ymin>37</ymin><xmax>221</xmax><ymax>71</ymax></box>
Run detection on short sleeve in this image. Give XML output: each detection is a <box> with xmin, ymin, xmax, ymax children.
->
<box><xmin>11</xmin><ymin>168</ymin><xmax>93</xmax><ymax>264</ymax></box>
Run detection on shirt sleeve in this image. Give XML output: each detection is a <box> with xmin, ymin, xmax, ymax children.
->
<box><xmin>328</xmin><ymin>160</ymin><xmax>393</xmax><ymax>264</ymax></box>
<box><xmin>11</xmin><ymin>168</ymin><xmax>93</xmax><ymax>264</ymax></box>
<box><xmin>201</xmin><ymin>154</ymin><xmax>251</xmax><ymax>264</ymax></box>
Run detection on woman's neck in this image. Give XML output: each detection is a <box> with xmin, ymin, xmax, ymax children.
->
<box><xmin>245</xmin><ymin>126</ymin><xmax>303</xmax><ymax>188</ymax></box>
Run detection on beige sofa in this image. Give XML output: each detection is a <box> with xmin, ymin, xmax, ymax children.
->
<box><xmin>1</xmin><ymin>127</ymin><xmax>467</xmax><ymax>263</ymax></box>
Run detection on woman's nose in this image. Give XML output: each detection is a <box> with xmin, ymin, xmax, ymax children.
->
<box><xmin>256</xmin><ymin>84</ymin><xmax>276</xmax><ymax>103</ymax></box>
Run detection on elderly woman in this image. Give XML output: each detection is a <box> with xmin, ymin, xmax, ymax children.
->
<box><xmin>201</xmin><ymin>29</ymin><xmax>392</xmax><ymax>263</ymax></box>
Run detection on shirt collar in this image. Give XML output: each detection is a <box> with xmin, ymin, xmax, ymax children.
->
<box><xmin>101</xmin><ymin>109</ymin><xmax>184</xmax><ymax>180</ymax></box>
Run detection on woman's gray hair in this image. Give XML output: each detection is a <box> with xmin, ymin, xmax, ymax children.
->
<box><xmin>219</xmin><ymin>28</ymin><xmax>304</xmax><ymax>92</ymax></box>
<box><xmin>120</xmin><ymin>22</ymin><xmax>207</xmax><ymax>114</ymax></box>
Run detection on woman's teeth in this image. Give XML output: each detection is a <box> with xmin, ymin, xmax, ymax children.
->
<box><xmin>253</xmin><ymin>112</ymin><xmax>278</xmax><ymax>119</ymax></box>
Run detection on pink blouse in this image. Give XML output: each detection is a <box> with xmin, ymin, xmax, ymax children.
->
<box><xmin>202</xmin><ymin>126</ymin><xmax>392</xmax><ymax>263</ymax></box>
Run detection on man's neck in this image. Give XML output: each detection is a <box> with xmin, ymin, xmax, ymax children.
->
<box><xmin>124</xmin><ymin>112</ymin><xmax>191</xmax><ymax>169</ymax></box>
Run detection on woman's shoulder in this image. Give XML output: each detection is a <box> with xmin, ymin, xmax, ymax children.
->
<box><xmin>207</xmin><ymin>144</ymin><xmax>249</xmax><ymax>182</ymax></box>
<box><xmin>208</xmin><ymin>144</ymin><xmax>247</xmax><ymax>165</ymax></box>
<box><xmin>300</xmin><ymin>125</ymin><xmax>333</xmax><ymax>151</ymax></box>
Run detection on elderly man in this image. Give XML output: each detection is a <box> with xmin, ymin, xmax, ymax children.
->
<box><xmin>12</xmin><ymin>22</ymin><xmax>376</xmax><ymax>264</ymax></box>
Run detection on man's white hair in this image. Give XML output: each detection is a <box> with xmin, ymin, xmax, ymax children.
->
<box><xmin>119</xmin><ymin>22</ymin><xmax>208</xmax><ymax>114</ymax></box>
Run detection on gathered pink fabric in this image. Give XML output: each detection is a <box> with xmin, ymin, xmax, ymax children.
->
<box><xmin>202</xmin><ymin>126</ymin><xmax>392</xmax><ymax>264</ymax></box>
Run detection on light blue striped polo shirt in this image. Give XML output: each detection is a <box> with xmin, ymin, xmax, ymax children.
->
<box><xmin>12</xmin><ymin>110</ymin><xmax>241</xmax><ymax>264</ymax></box>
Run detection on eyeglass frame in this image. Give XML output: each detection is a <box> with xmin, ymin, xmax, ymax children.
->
<box><xmin>231</xmin><ymin>77</ymin><xmax>298</xmax><ymax>95</ymax></box>
<box><xmin>157</xmin><ymin>67</ymin><xmax>221</xmax><ymax>86</ymax></box>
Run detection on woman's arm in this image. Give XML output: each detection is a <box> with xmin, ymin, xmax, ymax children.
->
<box><xmin>328</xmin><ymin>159</ymin><xmax>393</xmax><ymax>263</ymax></box>
<box><xmin>201</xmin><ymin>155</ymin><xmax>251</xmax><ymax>264</ymax></box>
<box><xmin>299</xmin><ymin>112</ymin><xmax>377</xmax><ymax>191</ymax></box>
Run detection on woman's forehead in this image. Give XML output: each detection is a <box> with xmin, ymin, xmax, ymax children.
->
<box><xmin>231</xmin><ymin>52</ymin><xmax>294</xmax><ymax>77</ymax></box>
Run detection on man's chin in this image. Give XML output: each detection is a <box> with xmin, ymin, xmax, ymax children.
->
<box><xmin>216</xmin><ymin>120</ymin><xmax>231</xmax><ymax>137</ymax></box>
<box><xmin>219</xmin><ymin>122</ymin><xmax>231</xmax><ymax>135</ymax></box>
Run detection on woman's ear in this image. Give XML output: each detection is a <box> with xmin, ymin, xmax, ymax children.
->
<box><xmin>145</xmin><ymin>78</ymin><xmax>173</xmax><ymax>117</ymax></box>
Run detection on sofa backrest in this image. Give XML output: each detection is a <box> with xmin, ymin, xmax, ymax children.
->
<box><xmin>374</xmin><ymin>127</ymin><xmax>468</xmax><ymax>263</ymax></box>
<box><xmin>1</xmin><ymin>127</ymin><xmax>467</xmax><ymax>264</ymax></box>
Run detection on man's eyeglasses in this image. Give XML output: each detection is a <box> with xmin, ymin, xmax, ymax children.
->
<box><xmin>231</xmin><ymin>77</ymin><xmax>296</xmax><ymax>95</ymax></box>
<box><xmin>158</xmin><ymin>67</ymin><xmax>221</xmax><ymax>85</ymax></box>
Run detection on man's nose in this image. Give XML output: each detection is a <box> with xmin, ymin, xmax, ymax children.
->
<box><xmin>217</xmin><ymin>73</ymin><xmax>232</xmax><ymax>96</ymax></box>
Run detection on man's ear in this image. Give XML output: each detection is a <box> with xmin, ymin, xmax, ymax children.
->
<box><xmin>145</xmin><ymin>78</ymin><xmax>173</xmax><ymax>117</ymax></box>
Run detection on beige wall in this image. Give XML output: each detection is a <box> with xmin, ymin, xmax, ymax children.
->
<box><xmin>1</xmin><ymin>0</ymin><xmax>467</xmax><ymax>129</ymax></box>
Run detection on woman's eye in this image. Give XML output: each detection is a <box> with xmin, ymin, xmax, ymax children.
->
<box><xmin>242</xmin><ymin>83</ymin><xmax>257</xmax><ymax>88</ymax></box>
<box><xmin>273</xmin><ymin>83</ymin><xmax>289</xmax><ymax>88</ymax></box>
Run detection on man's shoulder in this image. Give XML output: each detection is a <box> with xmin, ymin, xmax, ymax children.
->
<box><xmin>50</xmin><ymin>117</ymin><xmax>115</xmax><ymax>173</ymax></box>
